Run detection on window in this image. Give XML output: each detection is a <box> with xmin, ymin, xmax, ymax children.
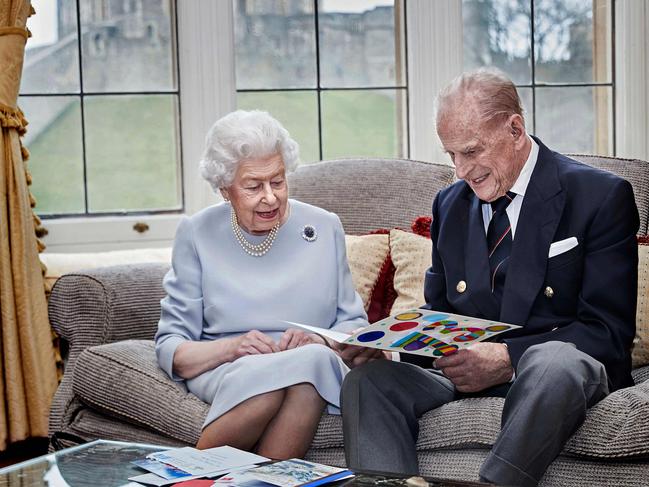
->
<box><xmin>233</xmin><ymin>0</ymin><xmax>408</xmax><ymax>163</ymax></box>
<box><xmin>18</xmin><ymin>1</ymin><xmax>647</xmax><ymax>251</ymax></box>
<box><xmin>20</xmin><ymin>0</ymin><xmax>182</xmax><ymax>218</ymax></box>
<box><xmin>463</xmin><ymin>0</ymin><xmax>614</xmax><ymax>155</ymax></box>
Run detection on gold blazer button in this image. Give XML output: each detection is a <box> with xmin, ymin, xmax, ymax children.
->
<box><xmin>544</xmin><ymin>286</ymin><xmax>554</xmax><ymax>298</ymax></box>
<box><xmin>456</xmin><ymin>280</ymin><xmax>467</xmax><ymax>293</ymax></box>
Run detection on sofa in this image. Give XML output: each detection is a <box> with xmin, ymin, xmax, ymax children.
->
<box><xmin>48</xmin><ymin>156</ymin><xmax>649</xmax><ymax>486</ymax></box>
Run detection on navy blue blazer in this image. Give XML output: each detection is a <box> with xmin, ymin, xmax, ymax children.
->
<box><xmin>421</xmin><ymin>137</ymin><xmax>639</xmax><ymax>391</ymax></box>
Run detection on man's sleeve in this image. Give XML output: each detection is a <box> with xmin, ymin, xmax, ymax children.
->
<box><xmin>423</xmin><ymin>192</ymin><xmax>452</xmax><ymax>312</ymax></box>
<box><xmin>402</xmin><ymin>193</ymin><xmax>452</xmax><ymax>367</ymax></box>
<box><xmin>504</xmin><ymin>178</ymin><xmax>639</xmax><ymax>373</ymax></box>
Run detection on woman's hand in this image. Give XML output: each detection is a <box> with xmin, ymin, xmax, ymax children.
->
<box><xmin>229</xmin><ymin>330</ymin><xmax>280</xmax><ymax>360</ymax></box>
<box><xmin>278</xmin><ymin>328</ymin><xmax>327</xmax><ymax>351</ymax></box>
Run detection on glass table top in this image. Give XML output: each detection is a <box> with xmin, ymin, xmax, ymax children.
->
<box><xmin>0</xmin><ymin>440</ymin><xmax>489</xmax><ymax>487</ymax></box>
<box><xmin>0</xmin><ymin>440</ymin><xmax>168</xmax><ymax>487</ymax></box>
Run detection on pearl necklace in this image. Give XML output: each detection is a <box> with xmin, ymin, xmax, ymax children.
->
<box><xmin>230</xmin><ymin>209</ymin><xmax>279</xmax><ymax>257</ymax></box>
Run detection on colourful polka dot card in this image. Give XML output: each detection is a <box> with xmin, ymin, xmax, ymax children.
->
<box><xmin>286</xmin><ymin>310</ymin><xmax>521</xmax><ymax>357</ymax></box>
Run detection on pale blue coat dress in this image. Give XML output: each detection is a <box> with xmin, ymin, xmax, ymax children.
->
<box><xmin>155</xmin><ymin>199</ymin><xmax>367</xmax><ymax>428</ymax></box>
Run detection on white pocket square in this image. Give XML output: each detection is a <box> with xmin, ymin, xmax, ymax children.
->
<box><xmin>548</xmin><ymin>237</ymin><xmax>579</xmax><ymax>258</ymax></box>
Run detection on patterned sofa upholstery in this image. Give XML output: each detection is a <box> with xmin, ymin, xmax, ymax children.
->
<box><xmin>48</xmin><ymin>156</ymin><xmax>649</xmax><ymax>486</ymax></box>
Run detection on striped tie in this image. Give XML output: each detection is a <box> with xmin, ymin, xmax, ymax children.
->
<box><xmin>487</xmin><ymin>191</ymin><xmax>516</xmax><ymax>302</ymax></box>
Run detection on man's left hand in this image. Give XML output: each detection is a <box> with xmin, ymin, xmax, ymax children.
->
<box><xmin>333</xmin><ymin>343</ymin><xmax>387</xmax><ymax>368</ymax></box>
<box><xmin>434</xmin><ymin>342</ymin><xmax>513</xmax><ymax>393</ymax></box>
<box><xmin>278</xmin><ymin>329</ymin><xmax>326</xmax><ymax>350</ymax></box>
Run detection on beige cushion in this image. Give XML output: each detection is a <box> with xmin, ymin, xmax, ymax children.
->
<box><xmin>344</xmin><ymin>234</ymin><xmax>390</xmax><ymax>310</ymax></box>
<box><xmin>633</xmin><ymin>244</ymin><xmax>649</xmax><ymax>367</ymax></box>
<box><xmin>389</xmin><ymin>229</ymin><xmax>431</xmax><ymax>314</ymax></box>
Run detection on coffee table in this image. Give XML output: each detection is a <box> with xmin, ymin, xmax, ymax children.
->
<box><xmin>0</xmin><ymin>440</ymin><xmax>490</xmax><ymax>486</ymax></box>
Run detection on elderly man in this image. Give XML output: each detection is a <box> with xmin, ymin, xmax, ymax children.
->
<box><xmin>341</xmin><ymin>69</ymin><xmax>638</xmax><ymax>486</ymax></box>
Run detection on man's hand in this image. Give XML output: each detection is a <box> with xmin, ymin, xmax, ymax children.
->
<box><xmin>278</xmin><ymin>328</ymin><xmax>326</xmax><ymax>351</ymax></box>
<box><xmin>333</xmin><ymin>343</ymin><xmax>387</xmax><ymax>368</ymax></box>
<box><xmin>229</xmin><ymin>330</ymin><xmax>280</xmax><ymax>360</ymax></box>
<box><xmin>434</xmin><ymin>342</ymin><xmax>513</xmax><ymax>393</ymax></box>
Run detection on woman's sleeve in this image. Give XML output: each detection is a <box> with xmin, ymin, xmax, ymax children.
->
<box><xmin>330</xmin><ymin>214</ymin><xmax>369</xmax><ymax>333</ymax></box>
<box><xmin>155</xmin><ymin>217</ymin><xmax>204</xmax><ymax>381</ymax></box>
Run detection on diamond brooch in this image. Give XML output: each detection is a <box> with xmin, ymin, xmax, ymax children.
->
<box><xmin>302</xmin><ymin>225</ymin><xmax>317</xmax><ymax>242</ymax></box>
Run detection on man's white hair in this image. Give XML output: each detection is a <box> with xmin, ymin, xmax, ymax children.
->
<box><xmin>199</xmin><ymin>110</ymin><xmax>300</xmax><ymax>191</ymax></box>
<box><xmin>436</xmin><ymin>68</ymin><xmax>525</xmax><ymax>127</ymax></box>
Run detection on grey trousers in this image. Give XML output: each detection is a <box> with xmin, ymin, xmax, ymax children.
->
<box><xmin>341</xmin><ymin>341</ymin><xmax>609</xmax><ymax>487</ymax></box>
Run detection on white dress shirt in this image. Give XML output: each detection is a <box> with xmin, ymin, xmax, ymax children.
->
<box><xmin>481</xmin><ymin>136</ymin><xmax>539</xmax><ymax>238</ymax></box>
<box><xmin>479</xmin><ymin>136</ymin><xmax>538</xmax><ymax>381</ymax></box>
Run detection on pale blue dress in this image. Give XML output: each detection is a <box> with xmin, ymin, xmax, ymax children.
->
<box><xmin>155</xmin><ymin>199</ymin><xmax>367</xmax><ymax>428</ymax></box>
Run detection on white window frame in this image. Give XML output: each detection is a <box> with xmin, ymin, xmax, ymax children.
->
<box><xmin>40</xmin><ymin>0</ymin><xmax>648</xmax><ymax>252</ymax></box>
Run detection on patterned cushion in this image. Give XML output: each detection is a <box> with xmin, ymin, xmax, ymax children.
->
<box><xmin>633</xmin><ymin>240</ymin><xmax>649</xmax><ymax>367</ymax></box>
<box><xmin>388</xmin><ymin>229</ymin><xmax>431</xmax><ymax>314</ymax></box>
<box><xmin>344</xmin><ymin>234</ymin><xmax>390</xmax><ymax>311</ymax></box>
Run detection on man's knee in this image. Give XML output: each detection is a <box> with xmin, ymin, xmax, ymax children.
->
<box><xmin>519</xmin><ymin>341</ymin><xmax>608</xmax><ymax>391</ymax></box>
<box><xmin>342</xmin><ymin>359</ymin><xmax>398</xmax><ymax>402</ymax></box>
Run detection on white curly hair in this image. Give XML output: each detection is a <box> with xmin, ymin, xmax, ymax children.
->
<box><xmin>199</xmin><ymin>110</ymin><xmax>300</xmax><ymax>191</ymax></box>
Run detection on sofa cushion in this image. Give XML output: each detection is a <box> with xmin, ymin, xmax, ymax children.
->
<box><xmin>288</xmin><ymin>158</ymin><xmax>455</xmax><ymax>235</ymax></box>
<box><xmin>388</xmin><ymin>229</ymin><xmax>431</xmax><ymax>314</ymax></box>
<box><xmin>315</xmin><ymin>385</ymin><xmax>649</xmax><ymax>458</ymax></box>
<box><xmin>73</xmin><ymin>339</ymin><xmax>649</xmax><ymax>459</ymax></box>
<box><xmin>344</xmin><ymin>234</ymin><xmax>390</xmax><ymax>311</ymax></box>
<box><xmin>72</xmin><ymin>340</ymin><xmax>206</xmax><ymax>445</ymax></box>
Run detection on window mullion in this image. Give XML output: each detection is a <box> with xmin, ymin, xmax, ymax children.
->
<box><xmin>407</xmin><ymin>0</ymin><xmax>462</xmax><ymax>164</ymax></box>
<box><xmin>177</xmin><ymin>0</ymin><xmax>237</xmax><ymax>214</ymax></box>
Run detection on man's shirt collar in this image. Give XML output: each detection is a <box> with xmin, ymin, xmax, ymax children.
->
<box><xmin>509</xmin><ymin>135</ymin><xmax>539</xmax><ymax>197</ymax></box>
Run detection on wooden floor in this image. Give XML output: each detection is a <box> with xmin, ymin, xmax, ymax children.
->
<box><xmin>0</xmin><ymin>438</ymin><xmax>49</xmax><ymax>468</ymax></box>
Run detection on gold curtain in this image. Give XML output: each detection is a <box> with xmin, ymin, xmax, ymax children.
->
<box><xmin>0</xmin><ymin>0</ymin><xmax>57</xmax><ymax>451</ymax></box>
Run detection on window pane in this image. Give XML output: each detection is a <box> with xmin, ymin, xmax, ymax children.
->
<box><xmin>84</xmin><ymin>95</ymin><xmax>181</xmax><ymax>212</ymax></box>
<box><xmin>237</xmin><ymin>91</ymin><xmax>319</xmax><ymax>163</ymax></box>
<box><xmin>20</xmin><ymin>96</ymin><xmax>85</xmax><ymax>214</ymax></box>
<box><xmin>518</xmin><ymin>87</ymin><xmax>534</xmax><ymax>133</ymax></box>
<box><xmin>319</xmin><ymin>1</ymin><xmax>404</xmax><ymax>88</ymax></box>
<box><xmin>535</xmin><ymin>86</ymin><xmax>612</xmax><ymax>155</ymax></box>
<box><xmin>321</xmin><ymin>89</ymin><xmax>406</xmax><ymax>159</ymax></box>
<box><xmin>80</xmin><ymin>0</ymin><xmax>176</xmax><ymax>92</ymax></box>
<box><xmin>21</xmin><ymin>0</ymin><xmax>80</xmax><ymax>94</ymax></box>
<box><xmin>234</xmin><ymin>1</ymin><xmax>317</xmax><ymax>90</ymax></box>
<box><xmin>534</xmin><ymin>0</ymin><xmax>611</xmax><ymax>83</ymax></box>
<box><xmin>463</xmin><ymin>0</ymin><xmax>532</xmax><ymax>84</ymax></box>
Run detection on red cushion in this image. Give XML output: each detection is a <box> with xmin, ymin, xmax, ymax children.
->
<box><xmin>365</xmin><ymin>228</ymin><xmax>396</xmax><ymax>323</ymax></box>
<box><xmin>411</xmin><ymin>216</ymin><xmax>432</xmax><ymax>238</ymax></box>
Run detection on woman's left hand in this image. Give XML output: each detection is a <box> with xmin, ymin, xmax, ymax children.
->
<box><xmin>278</xmin><ymin>328</ymin><xmax>326</xmax><ymax>351</ymax></box>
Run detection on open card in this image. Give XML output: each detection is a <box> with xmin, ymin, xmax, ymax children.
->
<box><xmin>287</xmin><ymin>309</ymin><xmax>521</xmax><ymax>358</ymax></box>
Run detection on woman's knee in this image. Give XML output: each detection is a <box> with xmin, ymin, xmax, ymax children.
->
<box><xmin>256</xmin><ymin>388</ymin><xmax>287</xmax><ymax>410</ymax></box>
<box><xmin>302</xmin><ymin>343</ymin><xmax>341</xmax><ymax>363</ymax></box>
<box><xmin>286</xmin><ymin>382</ymin><xmax>321</xmax><ymax>401</ymax></box>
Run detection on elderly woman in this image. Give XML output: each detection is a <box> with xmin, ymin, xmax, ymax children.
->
<box><xmin>155</xmin><ymin>110</ymin><xmax>378</xmax><ymax>459</ymax></box>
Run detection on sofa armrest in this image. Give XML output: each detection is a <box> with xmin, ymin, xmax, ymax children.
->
<box><xmin>49</xmin><ymin>263</ymin><xmax>169</xmax><ymax>366</ymax></box>
<box><xmin>633</xmin><ymin>364</ymin><xmax>649</xmax><ymax>384</ymax></box>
